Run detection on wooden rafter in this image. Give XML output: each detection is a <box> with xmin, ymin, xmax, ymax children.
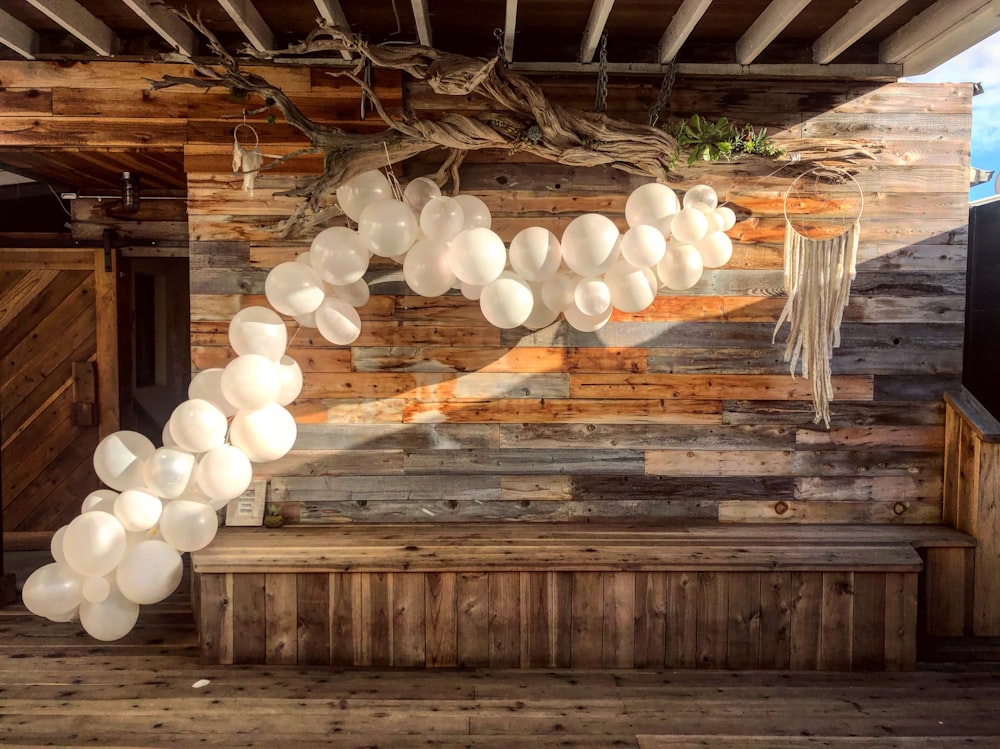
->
<box><xmin>898</xmin><ymin>0</ymin><xmax>1000</xmax><ymax>75</ymax></box>
<box><xmin>504</xmin><ymin>0</ymin><xmax>518</xmax><ymax>64</ymax></box>
<box><xmin>410</xmin><ymin>0</ymin><xmax>433</xmax><ymax>47</ymax></box>
<box><xmin>23</xmin><ymin>0</ymin><xmax>116</xmax><ymax>56</ymax></box>
<box><xmin>658</xmin><ymin>0</ymin><xmax>713</xmax><ymax>63</ymax></box>
<box><xmin>580</xmin><ymin>0</ymin><xmax>616</xmax><ymax>63</ymax></box>
<box><xmin>881</xmin><ymin>0</ymin><xmax>997</xmax><ymax>64</ymax></box>
<box><xmin>312</xmin><ymin>0</ymin><xmax>353</xmax><ymax>60</ymax></box>
<box><xmin>0</xmin><ymin>8</ymin><xmax>38</xmax><ymax>60</ymax></box>
<box><xmin>216</xmin><ymin>0</ymin><xmax>274</xmax><ymax>52</ymax></box>
<box><xmin>735</xmin><ymin>0</ymin><xmax>812</xmax><ymax>65</ymax></box>
<box><xmin>813</xmin><ymin>0</ymin><xmax>908</xmax><ymax>65</ymax></box>
<box><xmin>121</xmin><ymin>0</ymin><xmax>197</xmax><ymax>56</ymax></box>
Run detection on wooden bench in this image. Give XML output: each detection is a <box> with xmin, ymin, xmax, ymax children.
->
<box><xmin>191</xmin><ymin>522</ymin><xmax>975</xmax><ymax>671</ymax></box>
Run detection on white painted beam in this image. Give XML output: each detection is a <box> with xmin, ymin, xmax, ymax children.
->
<box><xmin>23</xmin><ymin>0</ymin><xmax>116</xmax><ymax>56</ymax></box>
<box><xmin>120</xmin><ymin>0</ymin><xmax>197</xmax><ymax>56</ymax></box>
<box><xmin>217</xmin><ymin>0</ymin><xmax>274</xmax><ymax>52</ymax></box>
<box><xmin>735</xmin><ymin>0</ymin><xmax>812</xmax><ymax>65</ymax></box>
<box><xmin>312</xmin><ymin>0</ymin><xmax>353</xmax><ymax>60</ymax></box>
<box><xmin>411</xmin><ymin>0</ymin><xmax>432</xmax><ymax>47</ymax></box>
<box><xmin>658</xmin><ymin>0</ymin><xmax>713</xmax><ymax>63</ymax></box>
<box><xmin>900</xmin><ymin>0</ymin><xmax>1000</xmax><ymax>75</ymax></box>
<box><xmin>0</xmin><ymin>8</ymin><xmax>39</xmax><ymax>59</ymax></box>
<box><xmin>504</xmin><ymin>0</ymin><xmax>518</xmax><ymax>63</ymax></box>
<box><xmin>512</xmin><ymin>60</ymin><xmax>900</xmax><ymax>79</ymax></box>
<box><xmin>813</xmin><ymin>0</ymin><xmax>908</xmax><ymax>64</ymax></box>
<box><xmin>580</xmin><ymin>0</ymin><xmax>616</xmax><ymax>63</ymax></box>
<box><xmin>881</xmin><ymin>0</ymin><xmax>995</xmax><ymax>64</ymax></box>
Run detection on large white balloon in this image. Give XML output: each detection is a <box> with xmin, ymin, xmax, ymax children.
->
<box><xmin>221</xmin><ymin>354</ymin><xmax>281</xmax><ymax>410</ymax></box>
<box><xmin>276</xmin><ymin>355</ymin><xmax>303</xmax><ymax>406</ymax></box>
<box><xmin>541</xmin><ymin>272</ymin><xmax>577</xmax><ymax>312</ymax></box>
<box><xmin>573</xmin><ymin>277</ymin><xmax>612</xmax><ymax>317</ymax></box>
<box><xmin>310</xmin><ymin>227</ymin><xmax>370</xmax><ymax>286</ymax></box>
<box><xmin>358</xmin><ymin>199</ymin><xmax>418</xmax><ymax>258</ymax></box>
<box><xmin>228</xmin><ymin>306</ymin><xmax>287</xmax><ymax>361</ymax></box>
<box><xmin>21</xmin><ymin>562</ymin><xmax>83</xmax><ymax>620</ymax></box>
<box><xmin>448</xmin><ymin>227</ymin><xmax>507</xmax><ymax>286</ymax></box>
<box><xmin>522</xmin><ymin>282</ymin><xmax>560</xmax><ymax>330</ymax></box>
<box><xmin>159</xmin><ymin>500</ymin><xmax>219</xmax><ymax>553</ymax></box>
<box><xmin>93</xmin><ymin>431</ymin><xmax>154</xmax><ymax>491</ymax></box>
<box><xmin>229</xmin><ymin>404</ymin><xmax>297</xmax><ymax>463</ymax></box>
<box><xmin>82</xmin><ymin>489</ymin><xmax>118</xmax><ymax>514</ymax></box>
<box><xmin>188</xmin><ymin>368</ymin><xmax>237</xmax><ymax>417</ymax></box>
<box><xmin>403</xmin><ymin>176</ymin><xmax>441</xmax><ymax>213</ymax></box>
<box><xmin>625</xmin><ymin>182</ymin><xmax>680</xmax><ymax>227</ymax></box>
<box><xmin>561</xmin><ymin>214</ymin><xmax>620</xmax><ymax>276</ymax></box>
<box><xmin>116</xmin><ymin>540</ymin><xmax>183</xmax><ymax>605</ymax></box>
<box><xmin>113</xmin><ymin>488</ymin><xmax>163</xmax><ymax>532</ymax></box>
<box><xmin>671</xmin><ymin>208</ymin><xmax>709</xmax><ymax>244</ymax></box>
<box><xmin>315</xmin><ymin>297</ymin><xmax>362</xmax><ymax>346</ymax></box>
<box><xmin>605</xmin><ymin>261</ymin><xmax>657</xmax><ymax>313</ymax></box>
<box><xmin>657</xmin><ymin>244</ymin><xmax>704</xmax><ymax>290</ymax></box>
<box><xmin>336</xmin><ymin>169</ymin><xmax>392</xmax><ymax>221</ymax></box>
<box><xmin>403</xmin><ymin>239</ymin><xmax>456</xmax><ymax>297</ymax></box>
<box><xmin>697</xmin><ymin>231</ymin><xmax>734</xmax><ymax>268</ymax></box>
<box><xmin>419</xmin><ymin>196</ymin><xmax>464</xmax><ymax>241</ymax></box>
<box><xmin>63</xmin><ymin>511</ymin><xmax>127</xmax><ymax>578</ymax></box>
<box><xmin>196</xmin><ymin>444</ymin><xmax>253</xmax><ymax>501</ymax></box>
<box><xmin>509</xmin><ymin>227</ymin><xmax>562</xmax><ymax>281</ymax></box>
<box><xmin>454</xmin><ymin>194</ymin><xmax>491</xmax><ymax>229</ymax></box>
<box><xmin>142</xmin><ymin>448</ymin><xmax>194</xmax><ymax>499</ymax></box>
<box><xmin>80</xmin><ymin>585</ymin><xmax>139</xmax><ymax>641</ymax></box>
<box><xmin>621</xmin><ymin>225</ymin><xmax>667</xmax><ymax>268</ymax></box>
<box><xmin>264</xmin><ymin>261</ymin><xmax>325</xmax><ymax>317</ymax></box>
<box><xmin>329</xmin><ymin>278</ymin><xmax>370</xmax><ymax>308</ymax></box>
<box><xmin>480</xmin><ymin>271</ymin><xmax>535</xmax><ymax>329</ymax></box>
<box><xmin>169</xmin><ymin>398</ymin><xmax>228</xmax><ymax>454</ymax></box>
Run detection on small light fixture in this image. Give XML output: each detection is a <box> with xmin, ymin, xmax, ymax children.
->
<box><xmin>120</xmin><ymin>171</ymin><xmax>140</xmax><ymax>213</ymax></box>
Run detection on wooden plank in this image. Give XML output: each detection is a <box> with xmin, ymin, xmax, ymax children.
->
<box><xmin>813</xmin><ymin>0</ymin><xmax>909</xmax><ymax>64</ymax></box>
<box><xmin>92</xmin><ymin>248</ymin><xmax>118</xmax><ymax>439</ymax></box>
<box><xmin>820</xmin><ymin>572</ymin><xmax>854</xmax><ymax>671</ymax></box>
<box><xmin>726</xmin><ymin>572</ymin><xmax>761</xmax><ymax>670</ymax></box>
<box><xmin>197</xmin><ymin>573</ymin><xmax>233</xmax><ymax>664</ymax></box>
<box><xmin>580</xmin><ymin>0</ymin><xmax>615</xmax><ymax>63</ymax></box>
<box><xmin>788</xmin><ymin>573</ymin><xmax>821</xmax><ymax>670</ymax></box>
<box><xmin>568</xmin><ymin>373</ymin><xmax>873</xmax><ymax>401</ymax></box>
<box><xmin>923</xmin><ymin>547</ymin><xmax>972</xmax><ymax>636</ymax></box>
<box><xmin>759</xmin><ymin>571</ymin><xmax>792</xmax><ymax>669</ymax></box>
<box><xmin>231</xmin><ymin>573</ymin><xmax>265</xmax><ymax>664</ymax></box>
<box><xmin>297</xmin><ymin>574</ymin><xmax>331</xmax><ymax>665</ymax></box>
<box><xmin>0</xmin><ymin>117</ymin><xmax>186</xmax><ymax>146</ymax></box>
<box><xmin>658</xmin><ymin>0</ymin><xmax>714</xmax><ymax>62</ymax></box>
<box><xmin>424</xmin><ymin>571</ymin><xmax>457</xmax><ymax>667</ymax></box>
<box><xmin>0</xmin><ymin>9</ymin><xmax>38</xmax><ymax>59</ymax></box>
<box><xmin>735</xmin><ymin>0</ymin><xmax>812</xmax><ymax>64</ymax></box>
<box><xmin>329</xmin><ymin>572</ymin><xmax>360</xmax><ymax>666</ymax></box>
<box><xmin>695</xmin><ymin>571</ymin><xmax>728</xmax><ymax>668</ymax></box>
<box><xmin>23</xmin><ymin>0</ymin><xmax>116</xmax><ymax>55</ymax></box>
<box><xmin>974</xmin><ymin>441</ymin><xmax>1000</xmax><ymax>635</ymax></box>
<box><xmin>602</xmin><ymin>571</ymin><xmax>635</xmax><ymax>668</ymax></box>
<box><xmin>633</xmin><ymin>571</ymin><xmax>667</xmax><ymax>668</ymax></box>
<box><xmin>456</xmin><ymin>572</ymin><xmax>489</xmax><ymax>667</ymax></box>
<box><xmin>488</xmin><ymin>572</ymin><xmax>520</xmax><ymax>667</ymax></box>
<box><xmin>365</xmin><ymin>572</ymin><xmax>392</xmax><ymax>667</ymax></box>
<box><xmin>391</xmin><ymin>574</ymin><xmax>425</xmax><ymax>667</ymax></box>
<box><xmin>884</xmin><ymin>572</ymin><xmax>918</xmax><ymax>671</ymax></box>
<box><xmin>571</xmin><ymin>572</ymin><xmax>603</xmax><ymax>668</ymax></box>
<box><xmin>119</xmin><ymin>0</ymin><xmax>197</xmax><ymax>55</ymax></box>
<box><xmin>217</xmin><ymin>0</ymin><xmax>274</xmax><ymax>51</ymax></box>
<box><xmin>264</xmin><ymin>573</ymin><xmax>297</xmax><ymax>665</ymax></box>
<box><xmin>851</xmin><ymin>573</ymin><xmax>886</xmax><ymax>671</ymax></box>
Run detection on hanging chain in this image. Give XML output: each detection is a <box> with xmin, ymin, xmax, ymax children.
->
<box><xmin>594</xmin><ymin>31</ymin><xmax>609</xmax><ymax>113</ymax></box>
<box><xmin>360</xmin><ymin>57</ymin><xmax>372</xmax><ymax>120</ymax></box>
<box><xmin>494</xmin><ymin>28</ymin><xmax>508</xmax><ymax>66</ymax></box>
<box><xmin>647</xmin><ymin>62</ymin><xmax>676</xmax><ymax>127</ymax></box>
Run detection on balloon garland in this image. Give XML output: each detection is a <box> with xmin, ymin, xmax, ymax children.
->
<box><xmin>20</xmin><ymin>174</ymin><xmax>735</xmax><ymax>641</ymax></box>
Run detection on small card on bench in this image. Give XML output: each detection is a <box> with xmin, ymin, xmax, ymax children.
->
<box><xmin>225</xmin><ymin>479</ymin><xmax>268</xmax><ymax>526</ymax></box>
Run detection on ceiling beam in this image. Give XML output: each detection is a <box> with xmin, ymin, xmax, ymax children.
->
<box><xmin>312</xmin><ymin>1</ymin><xmax>353</xmax><ymax>60</ymax></box>
<box><xmin>0</xmin><ymin>8</ymin><xmax>39</xmax><ymax>59</ymax></box>
<box><xmin>120</xmin><ymin>0</ymin><xmax>197</xmax><ymax>57</ymax></box>
<box><xmin>813</xmin><ymin>0</ymin><xmax>908</xmax><ymax>64</ymax></box>
<box><xmin>658</xmin><ymin>0</ymin><xmax>713</xmax><ymax>63</ymax></box>
<box><xmin>899</xmin><ymin>0</ymin><xmax>1000</xmax><ymax>75</ymax></box>
<box><xmin>217</xmin><ymin>0</ymin><xmax>274</xmax><ymax>52</ymax></box>
<box><xmin>735</xmin><ymin>0</ymin><xmax>811</xmax><ymax>65</ymax></box>
<box><xmin>881</xmin><ymin>0</ymin><xmax>995</xmax><ymax>64</ymax></box>
<box><xmin>23</xmin><ymin>0</ymin><xmax>116</xmax><ymax>56</ymax></box>
<box><xmin>411</xmin><ymin>0</ymin><xmax>433</xmax><ymax>47</ymax></box>
<box><xmin>504</xmin><ymin>0</ymin><xmax>518</xmax><ymax>63</ymax></box>
<box><xmin>580</xmin><ymin>0</ymin><xmax>616</xmax><ymax>63</ymax></box>
<box><xmin>511</xmin><ymin>61</ymin><xmax>900</xmax><ymax>79</ymax></box>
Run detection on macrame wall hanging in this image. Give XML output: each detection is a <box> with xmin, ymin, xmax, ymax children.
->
<box><xmin>231</xmin><ymin>122</ymin><xmax>267</xmax><ymax>195</ymax></box>
<box><xmin>773</xmin><ymin>167</ymin><xmax>864</xmax><ymax>428</ymax></box>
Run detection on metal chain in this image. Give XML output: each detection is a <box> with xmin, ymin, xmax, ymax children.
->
<box><xmin>648</xmin><ymin>62</ymin><xmax>676</xmax><ymax>127</ymax></box>
<box><xmin>594</xmin><ymin>31</ymin><xmax>609</xmax><ymax>113</ymax></box>
<box><xmin>360</xmin><ymin>58</ymin><xmax>372</xmax><ymax>120</ymax></box>
<box><xmin>494</xmin><ymin>28</ymin><xmax>507</xmax><ymax>66</ymax></box>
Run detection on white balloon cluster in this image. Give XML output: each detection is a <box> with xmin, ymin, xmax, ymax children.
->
<box><xmin>280</xmin><ymin>171</ymin><xmax>736</xmax><ymax>340</ymax></box>
<box><xmin>21</xmin><ymin>309</ymin><xmax>302</xmax><ymax>640</ymax></box>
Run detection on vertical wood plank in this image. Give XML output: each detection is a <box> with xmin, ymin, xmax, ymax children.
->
<box><xmin>231</xmin><ymin>573</ymin><xmax>265</xmax><ymax>664</ymax></box>
<box><xmin>297</xmin><ymin>574</ymin><xmax>330</xmax><ymax>665</ymax></box>
<box><xmin>265</xmin><ymin>573</ymin><xmax>297</xmax><ymax>665</ymax></box>
<box><xmin>974</xmin><ymin>442</ymin><xmax>1000</xmax><ymax>635</ymax></box>
<box><xmin>943</xmin><ymin>402</ymin><xmax>961</xmax><ymax>527</ymax></box>
<box><xmin>329</xmin><ymin>572</ymin><xmax>360</xmax><ymax>666</ymax></box>
<box><xmin>488</xmin><ymin>572</ymin><xmax>520</xmax><ymax>667</ymax></box>
<box><xmin>553</xmin><ymin>571</ymin><xmax>573</xmax><ymax>668</ymax></box>
<box><xmin>634</xmin><ymin>571</ymin><xmax>667</xmax><ymax>668</ymax></box>
<box><xmin>392</xmin><ymin>573</ymin><xmax>426</xmax><ymax>666</ymax></box>
<box><xmin>571</xmin><ymin>572</ymin><xmax>604</xmax><ymax>668</ymax></box>
<box><xmin>665</xmin><ymin>571</ymin><xmax>698</xmax><ymax>668</ymax></box>
<box><xmin>92</xmin><ymin>248</ymin><xmax>119</xmax><ymax>438</ymax></box>
<box><xmin>884</xmin><ymin>571</ymin><xmax>918</xmax><ymax>671</ymax></box>
<box><xmin>456</xmin><ymin>572</ymin><xmax>489</xmax><ymax>667</ymax></box>
<box><xmin>197</xmin><ymin>573</ymin><xmax>233</xmax><ymax>665</ymax></box>
<box><xmin>789</xmin><ymin>572</ymin><xmax>821</xmax><ymax>670</ymax></box>
<box><xmin>958</xmin><ymin>425</ymin><xmax>981</xmax><ymax>536</ymax></box>
<box><xmin>695</xmin><ymin>571</ymin><xmax>728</xmax><ymax>669</ymax></box>
<box><xmin>923</xmin><ymin>547</ymin><xmax>972</xmax><ymax>636</ymax></box>
<box><xmin>759</xmin><ymin>571</ymin><xmax>792</xmax><ymax>669</ymax></box>
<box><xmin>603</xmin><ymin>571</ymin><xmax>635</xmax><ymax>668</ymax></box>
<box><xmin>726</xmin><ymin>572</ymin><xmax>761</xmax><ymax>669</ymax></box>
<box><xmin>366</xmin><ymin>572</ymin><xmax>393</xmax><ymax>667</ymax></box>
<box><xmin>523</xmin><ymin>571</ymin><xmax>551</xmax><ymax>667</ymax></box>
<box><xmin>425</xmin><ymin>571</ymin><xmax>457</xmax><ymax>667</ymax></box>
<box><xmin>851</xmin><ymin>572</ymin><xmax>886</xmax><ymax>671</ymax></box>
<box><xmin>820</xmin><ymin>571</ymin><xmax>854</xmax><ymax>671</ymax></box>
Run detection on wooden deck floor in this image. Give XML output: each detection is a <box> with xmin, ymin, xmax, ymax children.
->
<box><xmin>4</xmin><ymin>552</ymin><xmax>1000</xmax><ymax>748</ymax></box>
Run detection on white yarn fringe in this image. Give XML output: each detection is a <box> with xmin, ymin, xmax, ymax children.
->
<box><xmin>232</xmin><ymin>141</ymin><xmax>264</xmax><ymax>196</ymax></box>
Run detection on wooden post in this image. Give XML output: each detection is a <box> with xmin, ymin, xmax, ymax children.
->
<box><xmin>0</xmin><ymin>409</ymin><xmax>16</xmax><ymax>606</ymax></box>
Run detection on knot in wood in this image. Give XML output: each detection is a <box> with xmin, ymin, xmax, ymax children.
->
<box><xmin>774</xmin><ymin>501</ymin><xmax>790</xmax><ymax>516</ymax></box>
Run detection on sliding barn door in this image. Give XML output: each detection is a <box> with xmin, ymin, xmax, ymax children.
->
<box><xmin>1</xmin><ymin>248</ymin><xmax>120</xmax><ymax>534</ymax></box>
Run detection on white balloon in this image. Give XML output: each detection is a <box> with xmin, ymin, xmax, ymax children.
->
<box><xmin>22</xmin><ymin>562</ymin><xmax>83</xmax><ymax>620</ymax></box>
<box><xmin>188</xmin><ymin>369</ymin><xmax>238</xmax><ymax>417</ymax></box>
<box><xmin>116</xmin><ymin>540</ymin><xmax>183</xmax><ymax>605</ymax></box>
<box><xmin>358</xmin><ymin>199</ymin><xmax>418</xmax><ymax>258</ymax></box>
<box><xmin>563</xmin><ymin>303</ymin><xmax>612</xmax><ymax>332</ymax></box>
<box><xmin>169</xmin><ymin>398</ymin><xmax>228</xmax><ymax>454</ymax></box>
<box><xmin>80</xmin><ymin>585</ymin><xmax>139</xmax><ymax>641</ymax></box>
<box><xmin>561</xmin><ymin>214</ymin><xmax>620</xmax><ymax>276</ymax></box>
<box><xmin>605</xmin><ymin>261</ymin><xmax>657</xmax><ymax>313</ymax></box>
<box><xmin>264</xmin><ymin>261</ymin><xmax>325</xmax><ymax>317</ymax></box>
<box><xmin>625</xmin><ymin>182</ymin><xmax>680</xmax><ymax>228</ymax></box>
<box><xmin>142</xmin><ymin>448</ymin><xmax>195</xmax><ymax>500</ymax></box>
<box><xmin>656</xmin><ymin>244</ymin><xmax>704</xmax><ymax>290</ymax></box>
<box><xmin>336</xmin><ymin>169</ymin><xmax>392</xmax><ymax>221</ymax></box>
<box><xmin>315</xmin><ymin>297</ymin><xmax>362</xmax><ymax>346</ymax></box>
<box><xmin>621</xmin><ymin>225</ymin><xmax>667</xmax><ymax>268</ymax></box>
<box><xmin>448</xmin><ymin>227</ymin><xmax>507</xmax><ymax>286</ymax></box>
<box><xmin>294</xmin><ymin>310</ymin><xmax>318</xmax><ymax>328</ymax></box>
<box><xmin>541</xmin><ymin>272</ymin><xmax>577</xmax><ymax>312</ymax></box>
<box><xmin>697</xmin><ymin>231</ymin><xmax>734</xmax><ymax>268</ymax></box>
<box><xmin>82</xmin><ymin>489</ymin><xmax>118</xmax><ymax>514</ymax></box>
<box><xmin>671</xmin><ymin>208</ymin><xmax>709</xmax><ymax>244</ymax></box>
<box><xmin>228</xmin><ymin>306</ymin><xmax>287</xmax><ymax>361</ymax></box>
<box><xmin>63</xmin><ymin>512</ymin><xmax>127</xmax><ymax>578</ymax></box>
<box><xmin>480</xmin><ymin>271</ymin><xmax>535</xmax><ymax>329</ymax></box>
<box><xmin>229</xmin><ymin>404</ymin><xmax>297</xmax><ymax>463</ymax></box>
<box><xmin>221</xmin><ymin>354</ymin><xmax>281</xmax><ymax>410</ymax></box>
<box><xmin>509</xmin><ymin>227</ymin><xmax>562</xmax><ymax>281</ymax></box>
<box><xmin>716</xmin><ymin>205</ymin><xmax>737</xmax><ymax>231</ymax></box>
<box><xmin>93</xmin><ymin>431</ymin><xmax>155</xmax><ymax>492</ymax></box>
<box><xmin>51</xmin><ymin>526</ymin><xmax>68</xmax><ymax>564</ymax></box>
<box><xmin>276</xmin><ymin>355</ymin><xmax>303</xmax><ymax>406</ymax></box>
<box><xmin>196</xmin><ymin>444</ymin><xmax>253</xmax><ymax>501</ymax></box>
<box><xmin>310</xmin><ymin>227</ymin><xmax>370</xmax><ymax>286</ymax></box>
<box><xmin>683</xmin><ymin>183</ymin><xmax>719</xmax><ymax>211</ymax></box>
<box><xmin>403</xmin><ymin>239</ymin><xmax>456</xmax><ymax>297</ymax></box>
<box><xmin>573</xmin><ymin>277</ymin><xmax>612</xmax><ymax>317</ymax></box>
<box><xmin>295</xmin><ymin>250</ymin><xmax>313</xmax><ymax>266</ymax></box>
<box><xmin>419</xmin><ymin>196</ymin><xmax>465</xmax><ymax>241</ymax></box>
<box><xmin>454</xmin><ymin>194</ymin><xmax>492</xmax><ymax>229</ymax></box>
<box><xmin>329</xmin><ymin>278</ymin><xmax>370</xmax><ymax>308</ymax></box>
<box><xmin>522</xmin><ymin>282</ymin><xmax>560</xmax><ymax>330</ymax></box>
<box><xmin>82</xmin><ymin>575</ymin><xmax>111</xmax><ymax>604</ymax></box>
<box><xmin>460</xmin><ymin>281</ymin><xmax>483</xmax><ymax>300</ymax></box>
<box><xmin>654</xmin><ymin>214</ymin><xmax>674</xmax><ymax>239</ymax></box>
<box><xmin>114</xmin><ymin>488</ymin><xmax>163</xmax><ymax>532</ymax></box>
<box><xmin>159</xmin><ymin>500</ymin><xmax>219</xmax><ymax>553</ymax></box>
<box><xmin>403</xmin><ymin>176</ymin><xmax>441</xmax><ymax>213</ymax></box>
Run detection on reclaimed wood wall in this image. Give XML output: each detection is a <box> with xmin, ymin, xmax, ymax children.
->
<box><xmin>186</xmin><ymin>75</ymin><xmax>970</xmax><ymax>526</ymax></box>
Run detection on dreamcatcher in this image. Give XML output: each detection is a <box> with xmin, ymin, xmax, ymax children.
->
<box><xmin>232</xmin><ymin>122</ymin><xmax>264</xmax><ymax>195</ymax></box>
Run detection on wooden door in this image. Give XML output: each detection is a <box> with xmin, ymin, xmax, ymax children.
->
<box><xmin>1</xmin><ymin>248</ymin><xmax>120</xmax><ymax>534</ymax></box>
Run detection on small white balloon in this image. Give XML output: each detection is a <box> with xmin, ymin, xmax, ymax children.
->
<box><xmin>657</xmin><ymin>244</ymin><xmax>705</xmax><ymax>290</ymax></box>
<box><xmin>229</xmin><ymin>404</ymin><xmax>298</xmax><ymax>463</ymax></box>
<box><xmin>228</xmin><ymin>306</ymin><xmax>287</xmax><ymax>361</ymax></box>
<box><xmin>621</xmin><ymin>225</ymin><xmax>667</xmax><ymax>268</ymax></box>
<box><xmin>51</xmin><ymin>526</ymin><xmax>68</xmax><ymax>564</ymax></box>
<box><xmin>336</xmin><ymin>169</ymin><xmax>392</xmax><ymax>221</ymax></box>
<box><xmin>188</xmin><ymin>369</ymin><xmax>238</xmax><ymax>417</ymax></box>
<box><xmin>358</xmin><ymin>199</ymin><xmax>418</xmax><ymax>258</ymax></box>
<box><xmin>454</xmin><ymin>194</ymin><xmax>492</xmax><ymax>229</ymax></box>
<box><xmin>625</xmin><ymin>182</ymin><xmax>680</xmax><ymax>228</ymax></box>
<box><xmin>420</xmin><ymin>196</ymin><xmax>465</xmax><ymax>241</ymax></box>
<box><xmin>315</xmin><ymin>297</ymin><xmax>362</xmax><ymax>346</ymax></box>
<box><xmin>142</xmin><ymin>448</ymin><xmax>195</xmax><ymax>500</ymax></box>
<box><xmin>448</xmin><ymin>227</ymin><xmax>507</xmax><ymax>286</ymax></box>
<box><xmin>82</xmin><ymin>489</ymin><xmax>118</xmax><ymax>514</ymax></box>
<box><xmin>573</xmin><ymin>277</ymin><xmax>612</xmax><ymax>317</ymax></box>
<box><xmin>295</xmin><ymin>250</ymin><xmax>313</xmax><ymax>266</ymax></box>
<box><xmin>403</xmin><ymin>176</ymin><xmax>442</xmax><ymax>213</ymax></box>
<box><xmin>671</xmin><ymin>207</ymin><xmax>709</xmax><ymax>244</ymax></box>
<box><xmin>404</xmin><ymin>239</ymin><xmax>456</xmax><ymax>297</ymax></box>
<box><xmin>310</xmin><ymin>227</ymin><xmax>370</xmax><ymax>286</ymax></box>
<box><xmin>460</xmin><ymin>281</ymin><xmax>483</xmax><ymax>301</ymax></box>
<box><xmin>116</xmin><ymin>540</ymin><xmax>183</xmax><ymax>605</ymax></box>
<box><xmin>509</xmin><ymin>227</ymin><xmax>562</xmax><ymax>282</ymax></box>
<box><xmin>196</xmin><ymin>444</ymin><xmax>253</xmax><ymax>502</ymax></box>
<box><xmin>276</xmin><ymin>355</ymin><xmax>303</xmax><ymax>406</ymax></box>
<box><xmin>169</xmin><ymin>399</ymin><xmax>228</xmax><ymax>454</ymax></box>
<box><xmin>114</xmin><ymin>488</ymin><xmax>163</xmax><ymax>532</ymax></box>
<box><xmin>480</xmin><ymin>271</ymin><xmax>535</xmax><ymax>329</ymax></box>
<box><xmin>63</xmin><ymin>512</ymin><xmax>127</xmax><ymax>578</ymax></box>
<box><xmin>563</xmin><ymin>304</ymin><xmax>612</xmax><ymax>332</ymax></box>
<box><xmin>605</xmin><ymin>261</ymin><xmax>657</xmax><ymax>313</ymax></box>
<box><xmin>21</xmin><ymin>562</ymin><xmax>83</xmax><ymax>620</ymax></box>
<box><xmin>159</xmin><ymin>500</ymin><xmax>219</xmax><ymax>553</ymax></box>
<box><xmin>221</xmin><ymin>354</ymin><xmax>281</xmax><ymax>410</ymax></box>
<box><xmin>329</xmin><ymin>278</ymin><xmax>370</xmax><ymax>308</ymax></box>
<box><xmin>522</xmin><ymin>282</ymin><xmax>560</xmax><ymax>330</ymax></box>
<box><xmin>541</xmin><ymin>272</ymin><xmax>577</xmax><ymax>312</ymax></box>
<box><xmin>716</xmin><ymin>205</ymin><xmax>737</xmax><ymax>231</ymax></box>
<box><xmin>561</xmin><ymin>214</ymin><xmax>620</xmax><ymax>276</ymax></box>
<box><xmin>93</xmin><ymin>431</ymin><xmax>155</xmax><ymax>492</ymax></box>
<box><xmin>264</xmin><ymin>261</ymin><xmax>325</xmax><ymax>317</ymax></box>
<box><xmin>683</xmin><ymin>183</ymin><xmax>719</xmax><ymax>211</ymax></box>
<box><xmin>80</xmin><ymin>585</ymin><xmax>139</xmax><ymax>641</ymax></box>
<box><xmin>82</xmin><ymin>575</ymin><xmax>111</xmax><ymax>604</ymax></box>
<box><xmin>697</xmin><ymin>231</ymin><xmax>734</xmax><ymax>268</ymax></box>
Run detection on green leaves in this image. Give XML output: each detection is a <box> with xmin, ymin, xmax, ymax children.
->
<box><xmin>676</xmin><ymin>115</ymin><xmax>783</xmax><ymax>164</ymax></box>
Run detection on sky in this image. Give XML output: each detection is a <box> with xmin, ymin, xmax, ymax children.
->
<box><xmin>910</xmin><ymin>32</ymin><xmax>1000</xmax><ymax>201</ymax></box>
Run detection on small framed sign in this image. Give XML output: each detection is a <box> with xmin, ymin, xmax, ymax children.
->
<box><xmin>225</xmin><ymin>480</ymin><xmax>268</xmax><ymax>527</ymax></box>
